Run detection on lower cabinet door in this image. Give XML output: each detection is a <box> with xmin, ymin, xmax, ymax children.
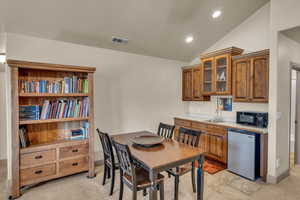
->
<box><xmin>200</xmin><ymin>133</ymin><xmax>210</xmax><ymax>153</ymax></box>
<box><xmin>208</xmin><ymin>134</ymin><xmax>227</xmax><ymax>163</ymax></box>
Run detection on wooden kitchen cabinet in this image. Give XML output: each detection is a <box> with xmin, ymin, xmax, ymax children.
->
<box><xmin>202</xmin><ymin>58</ymin><xmax>214</xmax><ymax>95</ymax></box>
<box><xmin>182</xmin><ymin>68</ymin><xmax>193</xmax><ymax>101</ymax></box>
<box><xmin>233</xmin><ymin>50</ymin><xmax>269</xmax><ymax>102</ymax></box>
<box><xmin>174</xmin><ymin>118</ymin><xmax>228</xmax><ymax>164</ymax></box>
<box><xmin>192</xmin><ymin>67</ymin><xmax>203</xmax><ymax>100</ymax></box>
<box><xmin>232</xmin><ymin>58</ymin><xmax>251</xmax><ymax>102</ymax></box>
<box><xmin>200</xmin><ymin>47</ymin><xmax>244</xmax><ymax>95</ymax></box>
<box><xmin>174</xmin><ymin>117</ymin><xmax>268</xmax><ymax>181</ymax></box>
<box><xmin>182</xmin><ymin>66</ymin><xmax>210</xmax><ymax>101</ymax></box>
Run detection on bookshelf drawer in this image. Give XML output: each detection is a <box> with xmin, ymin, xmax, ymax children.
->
<box><xmin>59</xmin><ymin>156</ymin><xmax>89</xmax><ymax>176</ymax></box>
<box><xmin>21</xmin><ymin>149</ymin><xmax>56</xmax><ymax>167</ymax></box>
<box><xmin>59</xmin><ymin>144</ymin><xmax>89</xmax><ymax>159</ymax></box>
<box><xmin>20</xmin><ymin>163</ymin><xmax>56</xmax><ymax>184</ymax></box>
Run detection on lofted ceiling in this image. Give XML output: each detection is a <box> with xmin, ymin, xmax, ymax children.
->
<box><xmin>282</xmin><ymin>26</ymin><xmax>300</xmax><ymax>44</ymax></box>
<box><xmin>3</xmin><ymin>0</ymin><xmax>269</xmax><ymax>61</ymax></box>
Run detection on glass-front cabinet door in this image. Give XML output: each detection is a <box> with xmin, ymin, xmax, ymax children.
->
<box><xmin>202</xmin><ymin>58</ymin><xmax>214</xmax><ymax>95</ymax></box>
<box><xmin>215</xmin><ymin>54</ymin><xmax>231</xmax><ymax>95</ymax></box>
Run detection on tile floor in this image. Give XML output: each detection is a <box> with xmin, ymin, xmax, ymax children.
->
<box><xmin>1</xmin><ymin>163</ymin><xmax>300</xmax><ymax>200</ymax></box>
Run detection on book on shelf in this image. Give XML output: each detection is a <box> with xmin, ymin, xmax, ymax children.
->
<box><xmin>19</xmin><ymin>126</ymin><xmax>29</xmax><ymax>148</ymax></box>
<box><xmin>19</xmin><ymin>105</ymin><xmax>40</xmax><ymax>121</ymax></box>
<box><xmin>40</xmin><ymin>97</ymin><xmax>89</xmax><ymax>120</ymax></box>
<box><xmin>19</xmin><ymin>76</ymin><xmax>88</xmax><ymax>94</ymax></box>
<box><xmin>69</xmin><ymin>122</ymin><xmax>89</xmax><ymax>140</ymax></box>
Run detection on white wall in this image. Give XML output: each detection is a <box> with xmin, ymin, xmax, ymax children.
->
<box><xmin>275</xmin><ymin>33</ymin><xmax>300</xmax><ymax>176</ymax></box>
<box><xmin>5</xmin><ymin>33</ymin><xmax>186</xmax><ymax>176</ymax></box>
<box><xmin>187</xmin><ymin>3</ymin><xmax>270</xmax><ymax>120</ymax></box>
<box><xmin>267</xmin><ymin>0</ymin><xmax>300</xmax><ymax>181</ymax></box>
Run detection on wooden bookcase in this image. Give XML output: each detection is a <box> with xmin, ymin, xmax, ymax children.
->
<box><xmin>7</xmin><ymin>60</ymin><xmax>96</xmax><ymax>199</ymax></box>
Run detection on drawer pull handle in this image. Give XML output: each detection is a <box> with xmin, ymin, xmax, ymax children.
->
<box><xmin>35</xmin><ymin>170</ymin><xmax>43</xmax><ymax>174</ymax></box>
<box><xmin>72</xmin><ymin>149</ymin><xmax>79</xmax><ymax>153</ymax></box>
<box><xmin>35</xmin><ymin>155</ymin><xmax>43</xmax><ymax>159</ymax></box>
<box><xmin>72</xmin><ymin>162</ymin><xmax>78</xmax><ymax>166</ymax></box>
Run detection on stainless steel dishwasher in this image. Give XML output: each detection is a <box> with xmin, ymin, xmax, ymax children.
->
<box><xmin>227</xmin><ymin>128</ymin><xmax>260</xmax><ymax>181</ymax></box>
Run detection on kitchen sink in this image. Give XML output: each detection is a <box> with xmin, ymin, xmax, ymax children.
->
<box><xmin>205</xmin><ymin>119</ymin><xmax>224</xmax><ymax>123</ymax></box>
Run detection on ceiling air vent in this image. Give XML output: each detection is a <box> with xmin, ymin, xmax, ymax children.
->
<box><xmin>112</xmin><ymin>37</ymin><xmax>129</xmax><ymax>44</ymax></box>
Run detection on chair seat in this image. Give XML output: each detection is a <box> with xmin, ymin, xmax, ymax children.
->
<box><xmin>124</xmin><ymin>168</ymin><xmax>164</xmax><ymax>188</ymax></box>
<box><xmin>167</xmin><ymin>163</ymin><xmax>193</xmax><ymax>176</ymax></box>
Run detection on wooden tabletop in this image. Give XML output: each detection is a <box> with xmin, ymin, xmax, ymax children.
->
<box><xmin>111</xmin><ymin>131</ymin><xmax>205</xmax><ymax>170</ymax></box>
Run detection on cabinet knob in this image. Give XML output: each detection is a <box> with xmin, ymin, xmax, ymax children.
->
<box><xmin>72</xmin><ymin>162</ymin><xmax>79</xmax><ymax>166</ymax></box>
<box><xmin>35</xmin><ymin>170</ymin><xmax>43</xmax><ymax>174</ymax></box>
<box><xmin>35</xmin><ymin>155</ymin><xmax>43</xmax><ymax>159</ymax></box>
<box><xmin>72</xmin><ymin>149</ymin><xmax>79</xmax><ymax>153</ymax></box>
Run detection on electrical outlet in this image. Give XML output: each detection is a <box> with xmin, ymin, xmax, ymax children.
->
<box><xmin>276</xmin><ymin>158</ymin><xmax>280</xmax><ymax>168</ymax></box>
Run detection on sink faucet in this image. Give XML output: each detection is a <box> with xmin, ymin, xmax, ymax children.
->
<box><xmin>215</xmin><ymin>97</ymin><xmax>222</xmax><ymax>121</ymax></box>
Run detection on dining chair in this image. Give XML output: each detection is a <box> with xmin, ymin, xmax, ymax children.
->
<box><xmin>112</xmin><ymin>140</ymin><xmax>165</xmax><ymax>200</ymax></box>
<box><xmin>96</xmin><ymin>129</ymin><xmax>119</xmax><ymax>196</ymax></box>
<box><xmin>157</xmin><ymin>122</ymin><xmax>175</xmax><ymax>139</ymax></box>
<box><xmin>167</xmin><ymin>127</ymin><xmax>201</xmax><ymax>200</ymax></box>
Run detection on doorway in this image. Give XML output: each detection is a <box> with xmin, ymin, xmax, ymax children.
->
<box><xmin>290</xmin><ymin>63</ymin><xmax>300</xmax><ymax>167</ymax></box>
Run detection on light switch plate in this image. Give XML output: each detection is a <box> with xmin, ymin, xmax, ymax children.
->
<box><xmin>276</xmin><ymin>112</ymin><xmax>282</xmax><ymax>120</ymax></box>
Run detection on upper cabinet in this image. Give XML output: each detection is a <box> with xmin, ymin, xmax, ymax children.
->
<box><xmin>182</xmin><ymin>66</ymin><xmax>210</xmax><ymax>101</ymax></box>
<box><xmin>202</xmin><ymin>58</ymin><xmax>214</xmax><ymax>95</ymax></box>
<box><xmin>200</xmin><ymin>47</ymin><xmax>244</xmax><ymax>95</ymax></box>
<box><xmin>232</xmin><ymin>50</ymin><xmax>269</xmax><ymax>103</ymax></box>
<box><xmin>182</xmin><ymin>68</ymin><xmax>193</xmax><ymax>101</ymax></box>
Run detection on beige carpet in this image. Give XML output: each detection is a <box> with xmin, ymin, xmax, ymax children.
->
<box><xmin>1</xmin><ymin>165</ymin><xmax>300</xmax><ymax>200</ymax></box>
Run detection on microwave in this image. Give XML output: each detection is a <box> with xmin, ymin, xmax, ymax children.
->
<box><xmin>236</xmin><ymin>111</ymin><xmax>268</xmax><ymax>128</ymax></box>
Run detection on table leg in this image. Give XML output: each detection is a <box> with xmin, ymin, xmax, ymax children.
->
<box><xmin>197</xmin><ymin>155</ymin><xmax>204</xmax><ymax>200</ymax></box>
<box><xmin>149</xmin><ymin>169</ymin><xmax>158</xmax><ymax>200</ymax></box>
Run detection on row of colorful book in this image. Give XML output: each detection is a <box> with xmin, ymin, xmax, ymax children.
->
<box><xmin>19</xmin><ymin>98</ymin><xmax>89</xmax><ymax>121</ymax></box>
<box><xmin>19</xmin><ymin>76</ymin><xmax>88</xmax><ymax>94</ymax></box>
<box><xmin>40</xmin><ymin>98</ymin><xmax>89</xmax><ymax>120</ymax></box>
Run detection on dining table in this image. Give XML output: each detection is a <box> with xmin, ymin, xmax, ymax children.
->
<box><xmin>111</xmin><ymin>131</ymin><xmax>205</xmax><ymax>200</ymax></box>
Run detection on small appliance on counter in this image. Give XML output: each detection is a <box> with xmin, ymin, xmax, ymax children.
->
<box><xmin>227</xmin><ymin>128</ymin><xmax>260</xmax><ymax>181</ymax></box>
<box><xmin>236</xmin><ymin>111</ymin><xmax>268</xmax><ymax>128</ymax></box>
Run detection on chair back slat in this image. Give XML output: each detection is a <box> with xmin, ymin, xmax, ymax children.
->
<box><xmin>112</xmin><ymin>141</ymin><xmax>136</xmax><ymax>181</ymax></box>
<box><xmin>157</xmin><ymin>123</ymin><xmax>175</xmax><ymax>139</ymax></box>
<box><xmin>96</xmin><ymin>129</ymin><xmax>115</xmax><ymax>163</ymax></box>
<box><xmin>177</xmin><ymin>127</ymin><xmax>201</xmax><ymax>147</ymax></box>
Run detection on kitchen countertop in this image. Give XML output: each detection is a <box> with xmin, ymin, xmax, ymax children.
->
<box><xmin>175</xmin><ymin>115</ymin><xmax>268</xmax><ymax>134</ymax></box>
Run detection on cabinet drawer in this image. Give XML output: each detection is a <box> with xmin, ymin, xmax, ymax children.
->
<box><xmin>59</xmin><ymin>144</ymin><xmax>89</xmax><ymax>159</ymax></box>
<box><xmin>21</xmin><ymin>149</ymin><xmax>56</xmax><ymax>167</ymax></box>
<box><xmin>59</xmin><ymin>156</ymin><xmax>89</xmax><ymax>176</ymax></box>
<box><xmin>206</xmin><ymin>125</ymin><xmax>227</xmax><ymax>134</ymax></box>
<box><xmin>20</xmin><ymin>163</ymin><xmax>56</xmax><ymax>184</ymax></box>
<box><xmin>191</xmin><ymin>122</ymin><xmax>207</xmax><ymax>130</ymax></box>
<box><xmin>174</xmin><ymin>119</ymin><xmax>192</xmax><ymax>127</ymax></box>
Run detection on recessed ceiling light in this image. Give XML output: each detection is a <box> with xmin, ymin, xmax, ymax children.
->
<box><xmin>212</xmin><ymin>10</ymin><xmax>222</xmax><ymax>18</ymax></box>
<box><xmin>185</xmin><ymin>36</ymin><xmax>194</xmax><ymax>43</ymax></box>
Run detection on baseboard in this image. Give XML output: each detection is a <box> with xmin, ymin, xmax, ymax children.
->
<box><xmin>267</xmin><ymin>169</ymin><xmax>290</xmax><ymax>184</ymax></box>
